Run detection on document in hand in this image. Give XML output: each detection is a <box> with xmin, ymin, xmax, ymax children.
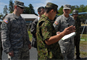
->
<box><xmin>62</xmin><ymin>32</ymin><xmax>76</xmax><ymax>40</ymax></box>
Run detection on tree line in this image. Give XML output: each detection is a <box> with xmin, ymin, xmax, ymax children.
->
<box><xmin>0</xmin><ymin>0</ymin><xmax>37</xmax><ymax>20</ymax></box>
<box><xmin>58</xmin><ymin>5</ymin><xmax>87</xmax><ymax>15</ymax></box>
<box><xmin>58</xmin><ymin>5</ymin><xmax>87</xmax><ymax>23</ymax></box>
<box><xmin>0</xmin><ymin>0</ymin><xmax>87</xmax><ymax>22</ymax></box>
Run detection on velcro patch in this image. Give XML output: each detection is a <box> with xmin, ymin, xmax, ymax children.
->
<box><xmin>54</xmin><ymin>21</ymin><xmax>58</xmax><ymax>25</ymax></box>
<box><xmin>3</xmin><ymin>19</ymin><xmax>8</xmax><ymax>24</ymax></box>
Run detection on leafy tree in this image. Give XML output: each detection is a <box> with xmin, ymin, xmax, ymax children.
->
<box><xmin>23</xmin><ymin>4</ymin><xmax>37</xmax><ymax>15</ymax></box>
<box><xmin>29</xmin><ymin>4</ymin><xmax>35</xmax><ymax>14</ymax></box>
<box><xmin>23</xmin><ymin>6</ymin><xmax>30</xmax><ymax>14</ymax></box>
<box><xmin>3</xmin><ymin>5</ymin><xmax>8</xmax><ymax>15</ymax></box>
<box><xmin>75</xmin><ymin>5</ymin><xmax>79</xmax><ymax>10</ymax></box>
<box><xmin>9</xmin><ymin>0</ymin><xmax>14</xmax><ymax>13</ymax></box>
<box><xmin>58</xmin><ymin>6</ymin><xmax>63</xmax><ymax>15</ymax></box>
<box><xmin>0</xmin><ymin>13</ymin><xmax>3</xmax><ymax>19</ymax></box>
<box><xmin>84</xmin><ymin>5</ymin><xmax>87</xmax><ymax>12</ymax></box>
<box><xmin>71</xmin><ymin>6</ymin><xmax>75</xmax><ymax>12</ymax></box>
<box><xmin>71</xmin><ymin>6</ymin><xmax>75</xmax><ymax>10</ymax></box>
<box><xmin>79</xmin><ymin>5</ymin><xmax>85</xmax><ymax>12</ymax></box>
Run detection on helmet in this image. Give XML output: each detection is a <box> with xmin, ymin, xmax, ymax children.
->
<box><xmin>72</xmin><ymin>9</ymin><xmax>78</xmax><ymax>15</ymax></box>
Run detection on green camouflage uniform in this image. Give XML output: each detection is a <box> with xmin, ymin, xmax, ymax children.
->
<box><xmin>36</xmin><ymin>15</ymin><xmax>63</xmax><ymax>60</ymax></box>
<box><xmin>74</xmin><ymin>17</ymin><xmax>81</xmax><ymax>57</ymax></box>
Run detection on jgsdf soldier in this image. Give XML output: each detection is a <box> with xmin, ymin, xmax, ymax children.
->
<box><xmin>72</xmin><ymin>9</ymin><xmax>81</xmax><ymax>59</ymax></box>
<box><xmin>30</xmin><ymin>6</ymin><xmax>45</xmax><ymax>48</ymax></box>
<box><xmin>0</xmin><ymin>21</ymin><xmax>2</xmax><ymax>60</ymax></box>
<box><xmin>1</xmin><ymin>1</ymin><xmax>31</xmax><ymax>60</ymax></box>
<box><xmin>53</xmin><ymin>4</ymin><xmax>75</xmax><ymax>60</ymax></box>
<box><xmin>36</xmin><ymin>2</ymin><xmax>75</xmax><ymax>60</ymax></box>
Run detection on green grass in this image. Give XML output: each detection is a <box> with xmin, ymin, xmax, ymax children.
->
<box><xmin>80</xmin><ymin>34</ymin><xmax>87</xmax><ymax>41</ymax></box>
<box><xmin>80</xmin><ymin>41</ymin><xmax>87</xmax><ymax>58</ymax></box>
<box><xmin>80</xmin><ymin>52</ymin><xmax>87</xmax><ymax>57</ymax></box>
<box><xmin>28</xmin><ymin>31</ymin><xmax>87</xmax><ymax>42</ymax></box>
<box><xmin>28</xmin><ymin>30</ymin><xmax>87</xmax><ymax>58</ymax></box>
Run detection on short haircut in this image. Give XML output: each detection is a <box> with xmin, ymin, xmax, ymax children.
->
<box><xmin>45</xmin><ymin>7</ymin><xmax>57</xmax><ymax>13</ymax></box>
<box><xmin>37</xmin><ymin>6</ymin><xmax>44</xmax><ymax>12</ymax></box>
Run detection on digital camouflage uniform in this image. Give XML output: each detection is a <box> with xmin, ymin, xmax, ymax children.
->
<box><xmin>74</xmin><ymin>17</ymin><xmax>81</xmax><ymax>57</ymax></box>
<box><xmin>1</xmin><ymin>13</ymin><xmax>31</xmax><ymax>60</ymax></box>
<box><xmin>36</xmin><ymin>15</ymin><xmax>63</xmax><ymax>60</ymax></box>
<box><xmin>53</xmin><ymin>14</ymin><xmax>75</xmax><ymax>60</ymax></box>
<box><xmin>0</xmin><ymin>21</ymin><xmax>2</xmax><ymax>60</ymax></box>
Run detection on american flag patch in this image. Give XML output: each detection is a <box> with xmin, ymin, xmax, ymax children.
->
<box><xmin>3</xmin><ymin>19</ymin><xmax>8</xmax><ymax>24</ymax></box>
<box><xmin>54</xmin><ymin>21</ymin><xmax>58</xmax><ymax>25</ymax></box>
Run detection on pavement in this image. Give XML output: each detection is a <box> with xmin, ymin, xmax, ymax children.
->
<box><xmin>2</xmin><ymin>47</ymin><xmax>38</xmax><ymax>60</ymax></box>
<box><xmin>2</xmin><ymin>47</ymin><xmax>87</xmax><ymax>60</ymax></box>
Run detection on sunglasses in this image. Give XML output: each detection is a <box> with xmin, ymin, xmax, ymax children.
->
<box><xmin>18</xmin><ymin>6</ymin><xmax>24</xmax><ymax>9</ymax></box>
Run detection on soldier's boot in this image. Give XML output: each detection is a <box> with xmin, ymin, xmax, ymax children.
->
<box><xmin>76</xmin><ymin>55</ymin><xmax>81</xmax><ymax>60</ymax></box>
<box><xmin>76</xmin><ymin>57</ymin><xmax>81</xmax><ymax>60</ymax></box>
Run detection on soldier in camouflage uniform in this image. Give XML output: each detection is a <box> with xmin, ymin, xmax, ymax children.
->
<box><xmin>36</xmin><ymin>2</ymin><xmax>75</xmax><ymax>60</ymax></box>
<box><xmin>30</xmin><ymin>6</ymin><xmax>45</xmax><ymax>48</ymax></box>
<box><xmin>1</xmin><ymin>1</ymin><xmax>31</xmax><ymax>60</ymax></box>
<box><xmin>72</xmin><ymin>9</ymin><xmax>81</xmax><ymax>59</ymax></box>
<box><xmin>0</xmin><ymin>21</ymin><xmax>2</xmax><ymax>60</ymax></box>
<box><xmin>53</xmin><ymin>4</ymin><xmax>75</xmax><ymax>60</ymax></box>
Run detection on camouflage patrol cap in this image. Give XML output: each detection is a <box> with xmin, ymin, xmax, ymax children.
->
<box><xmin>14</xmin><ymin>1</ymin><xmax>25</xmax><ymax>8</ymax></box>
<box><xmin>45</xmin><ymin>2</ymin><xmax>58</xmax><ymax>13</ymax></box>
<box><xmin>63</xmin><ymin>4</ymin><xmax>71</xmax><ymax>10</ymax></box>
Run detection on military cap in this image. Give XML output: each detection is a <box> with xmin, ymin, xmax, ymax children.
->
<box><xmin>45</xmin><ymin>2</ymin><xmax>58</xmax><ymax>13</ymax></box>
<box><xmin>63</xmin><ymin>4</ymin><xmax>71</xmax><ymax>10</ymax></box>
<box><xmin>14</xmin><ymin>1</ymin><xmax>25</xmax><ymax>8</ymax></box>
<box><xmin>72</xmin><ymin>9</ymin><xmax>78</xmax><ymax>15</ymax></box>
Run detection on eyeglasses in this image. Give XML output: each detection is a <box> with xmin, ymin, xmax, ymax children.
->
<box><xmin>18</xmin><ymin>6</ymin><xmax>24</xmax><ymax>9</ymax></box>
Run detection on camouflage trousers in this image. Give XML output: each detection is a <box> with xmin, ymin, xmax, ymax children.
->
<box><xmin>59</xmin><ymin>39</ymin><xmax>75</xmax><ymax>60</ymax></box>
<box><xmin>8</xmin><ymin>48</ymin><xmax>30</xmax><ymax>60</ymax></box>
<box><xmin>0</xmin><ymin>46</ymin><xmax>2</xmax><ymax>60</ymax></box>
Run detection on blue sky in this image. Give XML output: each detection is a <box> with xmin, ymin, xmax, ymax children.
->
<box><xmin>0</xmin><ymin>0</ymin><xmax>87</xmax><ymax>14</ymax></box>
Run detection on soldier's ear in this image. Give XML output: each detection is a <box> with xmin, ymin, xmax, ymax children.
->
<box><xmin>14</xmin><ymin>5</ymin><xmax>17</xmax><ymax>9</ymax></box>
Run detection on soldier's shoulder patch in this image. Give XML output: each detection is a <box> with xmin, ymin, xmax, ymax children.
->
<box><xmin>3</xmin><ymin>19</ymin><xmax>8</xmax><ymax>24</ymax></box>
<box><xmin>54</xmin><ymin>21</ymin><xmax>59</xmax><ymax>25</ymax></box>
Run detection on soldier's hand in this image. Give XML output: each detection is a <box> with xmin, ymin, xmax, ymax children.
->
<box><xmin>9</xmin><ymin>51</ymin><xmax>14</xmax><ymax>57</ymax></box>
<box><xmin>63</xmin><ymin>25</ymin><xmax>75</xmax><ymax>35</ymax></box>
<box><xmin>28</xmin><ymin>44</ymin><xmax>31</xmax><ymax>49</ymax></box>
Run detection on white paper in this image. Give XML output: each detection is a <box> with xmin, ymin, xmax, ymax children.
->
<box><xmin>62</xmin><ymin>32</ymin><xmax>76</xmax><ymax>40</ymax></box>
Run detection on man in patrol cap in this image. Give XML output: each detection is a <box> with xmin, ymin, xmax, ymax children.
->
<box><xmin>30</xmin><ymin>6</ymin><xmax>45</xmax><ymax>48</ymax></box>
<box><xmin>53</xmin><ymin>4</ymin><xmax>75</xmax><ymax>60</ymax></box>
<box><xmin>36</xmin><ymin>2</ymin><xmax>75</xmax><ymax>60</ymax></box>
<box><xmin>1</xmin><ymin>1</ymin><xmax>31</xmax><ymax>60</ymax></box>
<box><xmin>72</xmin><ymin>9</ymin><xmax>81</xmax><ymax>59</ymax></box>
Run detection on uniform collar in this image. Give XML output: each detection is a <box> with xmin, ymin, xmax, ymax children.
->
<box><xmin>41</xmin><ymin>15</ymin><xmax>53</xmax><ymax>23</ymax></box>
<box><xmin>12</xmin><ymin>13</ymin><xmax>21</xmax><ymax>19</ymax></box>
<box><xmin>63</xmin><ymin>14</ymin><xmax>71</xmax><ymax>21</ymax></box>
<box><xmin>41</xmin><ymin>15</ymin><xmax>49</xmax><ymax>20</ymax></box>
